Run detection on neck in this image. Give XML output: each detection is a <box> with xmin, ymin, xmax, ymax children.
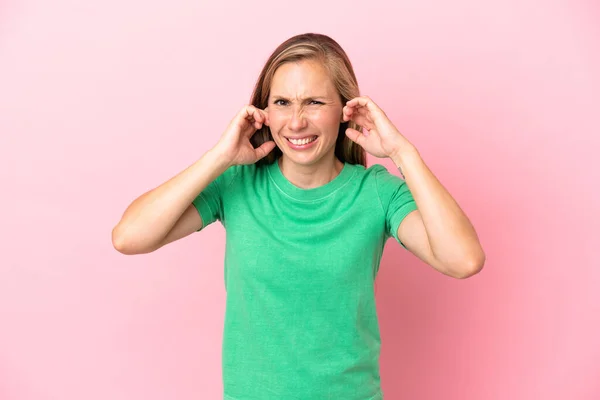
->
<box><xmin>278</xmin><ymin>155</ymin><xmax>344</xmax><ymax>189</ymax></box>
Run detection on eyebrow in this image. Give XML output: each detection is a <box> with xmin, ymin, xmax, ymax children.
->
<box><xmin>270</xmin><ymin>95</ymin><xmax>330</xmax><ymax>100</ymax></box>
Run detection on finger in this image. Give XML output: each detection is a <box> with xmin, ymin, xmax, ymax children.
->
<box><xmin>346</xmin><ymin>96</ymin><xmax>384</xmax><ymax>118</ymax></box>
<box><xmin>342</xmin><ymin>105</ymin><xmax>354</xmax><ymax>121</ymax></box>
<box><xmin>237</xmin><ymin>106</ymin><xmax>254</xmax><ymax>127</ymax></box>
<box><xmin>344</xmin><ymin>103</ymin><xmax>370</xmax><ymax>121</ymax></box>
<box><xmin>343</xmin><ymin>104</ymin><xmax>371</xmax><ymax>121</ymax></box>
<box><xmin>254</xmin><ymin>140</ymin><xmax>276</xmax><ymax>161</ymax></box>
<box><xmin>252</xmin><ymin>108</ymin><xmax>270</xmax><ymax>128</ymax></box>
<box><xmin>343</xmin><ymin>106</ymin><xmax>374</xmax><ymax>128</ymax></box>
<box><xmin>242</xmin><ymin>106</ymin><xmax>264</xmax><ymax>130</ymax></box>
<box><xmin>351</xmin><ymin>113</ymin><xmax>374</xmax><ymax>130</ymax></box>
<box><xmin>252</xmin><ymin>108</ymin><xmax>264</xmax><ymax>123</ymax></box>
<box><xmin>357</xmin><ymin>107</ymin><xmax>375</xmax><ymax>124</ymax></box>
<box><xmin>345</xmin><ymin>127</ymin><xmax>366</xmax><ymax>146</ymax></box>
<box><xmin>240</xmin><ymin>108</ymin><xmax>254</xmax><ymax>128</ymax></box>
<box><xmin>255</xmin><ymin>108</ymin><xmax>269</xmax><ymax>128</ymax></box>
<box><xmin>243</xmin><ymin>105</ymin><xmax>257</xmax><ymax>118</ymax></box>
<box><xmin>346</xmin><ymin>96</ymin><xmax>374</xmax><ymax>108</ymax></box>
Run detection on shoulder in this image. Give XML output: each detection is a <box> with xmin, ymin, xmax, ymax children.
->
<box><xmin>212</xmin><ymin>163</ymin><xmax>248</xmax><ymax>192</ymax></box>
<box><xmin>363</xmin><ymin>163</ymin><xmax>388</xmax><ymax>176</ymax></box>
<box><xmin>362</xmin><ymin>163</ymin><xmax>410</xmax><ymax>202</ymax></box>
<box><xmin>355</xmin><ymin>163</ymin><xmax>402</xmax><ymax>185</ymax></box>
<box><xmin>218</xmin><ymin>162</ymin><xmax>272</xmax><ymax>189</ymax></box>
<box><xmin>342</xmin><ymin>163</ymin><xmax>402</xmax><ymax>199</ymax></box>
<box><xmin>343</xmin><ymin>162</ymin><xmax>386</xmax><ymax>177</ymax></box>
<box><xmin>340</xmin><ymin>162</ymin><xmax>399</xmax><ymax>190</ymax></box>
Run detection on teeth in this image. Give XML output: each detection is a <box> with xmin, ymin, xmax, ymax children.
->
<box><xmin>288</xmin><ymin>136</ymin><xmax>316</xmax><ymax>145</ymax></box>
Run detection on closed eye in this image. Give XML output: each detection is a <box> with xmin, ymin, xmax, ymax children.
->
<box><xmin>273</xmin><ymin>99</ymin><xmax>324</xmax><ymax>106</ymax></box>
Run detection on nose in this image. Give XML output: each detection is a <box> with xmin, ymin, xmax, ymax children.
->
<box><xmin>287</xmin><ymin>105</ymin><xmax>308</xmax><ymax>131</ymax></box>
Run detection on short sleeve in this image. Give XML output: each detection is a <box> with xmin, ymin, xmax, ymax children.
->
<box><xmin>192</xmin><ymin>165</ymin><xmax>241</xmax><ymax>231</ymax></box>
<box><xmin>374</xmin><ymin>164</ymin><xmax>418</xmax><ymax>248</ymax></box>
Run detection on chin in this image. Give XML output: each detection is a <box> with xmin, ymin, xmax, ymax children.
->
<box><xmin>283</xmin><ymin>150</ymin><xmax>334</xmax><ymax>167</ymax></box>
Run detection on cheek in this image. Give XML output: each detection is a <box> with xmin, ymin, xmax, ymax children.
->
<box><xmin>314</xmin><ymin>109</ymin><xmax>342</xmax><ymax>130</ymax></box>
<box><xmin>267</xmin><ymin>110</ymin><xmax>285</xmax><ymax>130</ymax></box>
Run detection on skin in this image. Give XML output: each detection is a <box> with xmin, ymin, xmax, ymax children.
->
<box><xmin>266</xmin><ymin>59</ymin><xmax>345</xmax><ymax>189</ymax></box>
<box><xmin>262</xmin><ymin>59</ymin><xmax>486</xmax><ymax>279</ymax></box>
<box><xmin>342</xmin><ymin>96</ymin><xmax>486</xmax><ymax>279</ymax></box>
<box><xmin>112</xmin><ymin>57</ymin><xmax>486</xmax><ymax>278</ymax></box>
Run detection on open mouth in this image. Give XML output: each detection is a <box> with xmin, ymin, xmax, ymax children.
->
<box><xmin>286</xmin><ymin>135</ymin><xmax>318</xmax><ymax>146</ymax></box>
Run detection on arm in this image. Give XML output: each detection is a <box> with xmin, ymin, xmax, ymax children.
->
<box><xmin>111</xmin><ymin>148</ymin><xmax>230</xmax><ymax>255</ymax></box>
<box><xmin>342</xmin><ymin>95</ymin><xmax>485</xmax><ymax>279</ymax></box>
<box><xmin>394</xmin><ymin>147</ymin><xmax>485</xmax><ymax>279</ymax></box>
<box><xmin>112</xmin><ymin>105</ymin><xmax>275</xmax><ymax>255</ymax></box>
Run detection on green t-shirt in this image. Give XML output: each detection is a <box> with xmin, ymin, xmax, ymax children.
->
<box><xmin>193</xmin><ymin>159</ymin><xmax>417</xmax><ymax>400</ymax></box>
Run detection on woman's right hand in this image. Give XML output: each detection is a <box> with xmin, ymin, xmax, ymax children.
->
<box><xmin>213</xmin><ymin>105</ymin><xmax>276</xmax><ymax>167</ymax></box>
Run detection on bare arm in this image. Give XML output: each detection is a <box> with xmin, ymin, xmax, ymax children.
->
<box><xmin>395</xmin><ymin>148</ymin><xmax>485</xmax><ymax>279</ymax></box>
<box><xmin>111</xmin><ymin>105</ymin><xmax>275</xmax><ymax>255</ymax></box>
<box><xmin>342</xmin><ymin>96</ymin><xmax>484</xmax><ymax>279</ymax></box>
<box><xmin>111</xmin><ymin>148</ymin><xmax>230</xmax><ymax>255</ymax></box>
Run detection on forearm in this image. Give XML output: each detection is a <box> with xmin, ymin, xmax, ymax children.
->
<box><xmin>391</xmin><ymin>147</ymin><xmax>485</xmax><ymax>270</ymax></box>
<box><xmin>112</xmin><ymin>148</ymin><xmax>231</xmax><ymax>252</ymax></box>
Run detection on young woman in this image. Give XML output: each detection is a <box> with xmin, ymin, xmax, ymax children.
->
<box><xmin>112</xmin><ymin>33</ymin><xmax>485</xmax><ymax>400</ymax></box>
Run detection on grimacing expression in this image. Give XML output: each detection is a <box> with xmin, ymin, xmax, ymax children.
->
<box><xmin>267</xmin><ymin>59</ymin><xmax>343</xmax><ymax>166</ymax></box>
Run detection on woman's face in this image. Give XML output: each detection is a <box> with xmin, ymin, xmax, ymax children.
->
<box><xmin>267</xmin><ymin>59</ymin><xmax>343</xmax><ymax>167</ymax></box>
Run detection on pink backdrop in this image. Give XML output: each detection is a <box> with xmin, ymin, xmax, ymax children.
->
<box><xmin>1</xmin><ymin>0</ymin><xmax>598</xmax><ymax>399</ymax></box>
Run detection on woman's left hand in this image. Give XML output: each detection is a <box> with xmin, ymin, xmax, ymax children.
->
<box><xmin>342</xmin><ymin>96</ymin><xmax>413</xmax><ymax>159</ymax></box>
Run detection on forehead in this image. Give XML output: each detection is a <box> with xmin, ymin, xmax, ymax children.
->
<box><xmin>270</xmin><ymin>59</ymin><xmax>337</xmax><ymax>97</ymax></box>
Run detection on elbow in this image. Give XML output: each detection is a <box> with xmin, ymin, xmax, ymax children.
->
<box><xmin>112</xmin><ymin>226</ymin><xmax>131</xmax><ymax>254</ymax></box>
<box><xmin>112</xmin><ymin>225</ymin><xmax>142</xmax><ymax>255</ymax></box>
<box><xmin>453</xmin><ymin>251</ymin><xmax>486</xmax><ymax>279</ymax></box>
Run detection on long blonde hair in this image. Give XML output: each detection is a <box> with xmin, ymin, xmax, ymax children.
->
<box><xmin>249</xmin><ymin>33</ymin><xmax>366</xmax><ymax>167</ymax></box>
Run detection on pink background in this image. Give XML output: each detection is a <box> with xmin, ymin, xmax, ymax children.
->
<box><xmin>1</xmin><ymin>0</ymin><xmax>599</xmax><ymax>399</ymax></box>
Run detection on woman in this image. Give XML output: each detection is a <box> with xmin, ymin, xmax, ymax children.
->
<box><xmin>112</xmin><ymin>33</ymin><xmax>485</xmax><ymax>400</ymax></box>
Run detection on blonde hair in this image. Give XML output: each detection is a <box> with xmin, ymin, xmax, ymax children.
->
<box><xmin>249</xmin><ymin>33</ymin><xmax>366</xmax><ymax>167</ymax></box>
